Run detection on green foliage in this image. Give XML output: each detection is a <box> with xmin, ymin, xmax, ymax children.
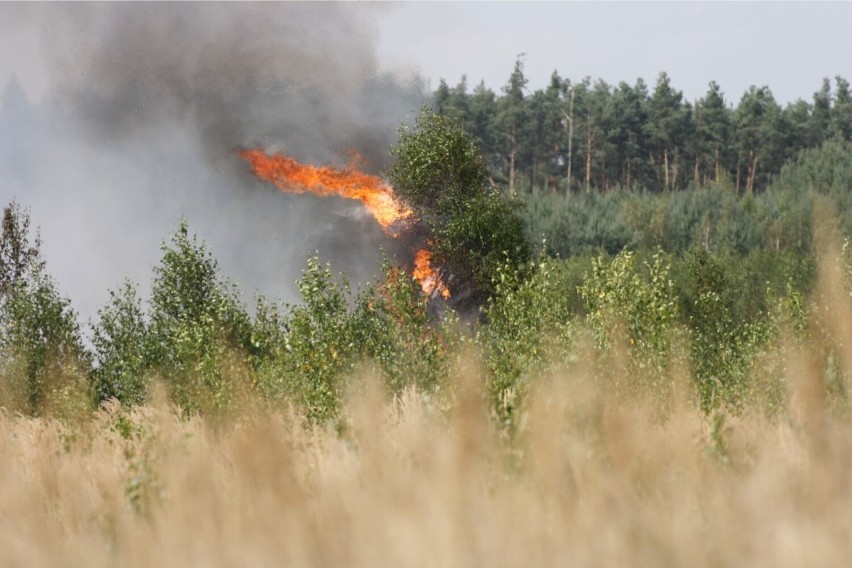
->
<box><xmin>146</xmin><ymin>220</ymin><xmax>251</xmax><ymax>415</ymax></box>
<box><xmin>253</xmin><ymin>256</ymin><xmax>456</xmax><ymax>424</ymax></box>
<box><xmin>0</xmin><ymin>194</ymin><xmax>841</xmax><ymax>430</ymax></box>
<box><xmin>480</xmin><ymin>256</ymin><xmax>575</xmax><ymax>429</ymax></box>
<box><xmin>521</xmin><ymin>182</ymin><xmax>816</xmax><ymax>260</ymax></box>
<box><xmin>678</xmin><ymin>249</ymin><xmax>772</xmax><ymax>411</ymax></box>
<box><xmin>521</xmin><ymin>191</ymin><xmax>631</xmax><ymax>257</ymax></box>
<box><xmin>352</xmin><ymin>260</ymin><xmax>451</xmax><ymax>396</ymax></box>
<box><xmin>91</xmin><ymin>281</ymin><xmax>149</xmax><ymax>406</ymax></box>
<box><xmin>1</xmin><ymin>266</ymin><xmax>90</xmax><ymax>417</ymax></box>
<box><xmin>388</xmin><ymin>107</ymin><xmax>488</xmax><ymax>213</ymax></box>
<box><xmin>775</xmin><ymin>139</ymin><xmax>852</xmax><ymax>234</ymax></box>
<box><xmin>579</xmin><ymin>249</ymin><xmax>677</xmax><ymax>382</ymax></box>
<box><xmin>433</xmin><ymin>191</ymin><xmax>530</xmax><ymax>307</ymax></box>
<box><xmin>2</xmin><ymin>68</ymin><xmax>850</xmax><ymax>431</ymax></box>
<box><xmin>0</xmin><ymin>200</ymin><xmax>43</xmax><ymax>298</ymax></box>
<box><xmin>388</xmin><ymin>107</ymin><xmax>530</xmax><ymax>307</ymax></box>
<box><xmin>271</xmin><ymin>258</ymin><xmax>354</xmax><ymax>423</ymax></box>
<box><xmin>431</xmin><ymin>62</ymin><xmax>850</xmax><ymax>195</ymax></box>
<box><xmin>0</xmin><ymin>202</ymin><xmax>90</xmax><ymax>418</ymax></box>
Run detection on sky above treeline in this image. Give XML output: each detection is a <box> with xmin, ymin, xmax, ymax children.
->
<box><xmin>374</xmin><ymin>2</ymin><xmax>852</xmax><ymax>105</ymax></box>
<box><xmin>3</xmin><ymin>2</ymin><xmax>850</xmax><ymax>106</ymax></box>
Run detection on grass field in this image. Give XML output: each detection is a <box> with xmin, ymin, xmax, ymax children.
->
<box><xmin>2</xmin><ymin>340</ymin><xmax>851</xmax><ymax>568</ymax></box>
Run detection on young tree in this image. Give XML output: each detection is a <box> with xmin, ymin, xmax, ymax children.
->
<box><xmin>810</xmin><ymin>78</ymin><xmax>833</xmax><ymax>147</ymax></box>
<box><xmin>572</xmin><ymin>78</ymin><xmax>610</xmax><ymax>193</ymax></box>
<box><xmin>0</xmin><ymin>202</ymin><xmax>89</xmax><ymax>416</ymax></box>
<box><xmin>831</xmin><ymin>76</ymin><xmax>852</xmax><ymax>142</ymax></box>
<box><xmin>526</xmin><ymin>75</ymin><xmax>566</xmax><ymax>194</ymax></box>
<box><xmin>387</xmin><ymin>108</ymin><xmax>530</xmax><ymax>309</ymax></box>
<box><xmin>468</xmin><ymin>80</ymin><xmax>499</xmax><ymax>171</ymax></box>
<box><xmin>433</xmin><ymin>76</ymin><xmax>471</xmax><ymax>125</ymax></box>
<box><xmin>0</xmin><ymin>201</ymin><xmax>43</xmax><ymax>299</ymax></box>
<box><xmin>432</xmin><ymin>79</ymin><xmax>453</xmax><ymax>117</ymax></box>
<box><xmin>734</xmin><ymin>86</ymin><xmax>784</xmax><ymax>194</ymax></box>
<box><xmin>782</xmin><ymin>98</ymin><xmax>813</xmax><ymax>163</ymax></box>
<box><xmin>146</xmin><ymin>220</ymin><xmax>251</xmax><ymax>414</ymax></box>
<box><xmin>609</xmin><ymin>80</ymin><xmax>651</xmax><ymax>189</ymax></box>
<box><xmin>91</xmin><ymin>281</ymin><xmax>149</xmax><ymax>405</ymax></box>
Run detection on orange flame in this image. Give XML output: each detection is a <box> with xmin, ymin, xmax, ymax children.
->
<box><xmin>241</xmin><ymin>147</ymin><xmax>450</xmax><ymax>299</ymax></box>
<box><xmin>413</xmin><ymin>249</ymin><xmax>450</xmax><ymax>299</ymax></box>
<box><xmin>239</xmin><ymin>148</ymin><xmax>412</xmax><ymax>234</ymax></box>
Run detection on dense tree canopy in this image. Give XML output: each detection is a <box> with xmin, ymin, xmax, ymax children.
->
<box><xmin>432</xmin><ymin>66</ymin><xmax>852</xmax><ymax>195</ymax></box>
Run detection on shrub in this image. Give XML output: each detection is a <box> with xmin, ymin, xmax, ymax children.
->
<box><xmin>0</xmin><ymin>201</ymin><xmax>91</xmax><ymax>418</ymax></box>
<box><xmin>480</xmin><ymin>256</ymin><xmax>575</xmax><ymax>429</ymax></box>
<box><xmin>146</xmin><ymin>220</ymin><xmax>252</xmax><ymax>415</ymax></box>
<box><xmin>579</xmin><ymin>249</ymin><xmax>677</xmax><ymax>386</ymax></box>
<box><xmin>91</xmin><ymin>281</ymin><xmax>149</xmax><ymax>406</ymax></box>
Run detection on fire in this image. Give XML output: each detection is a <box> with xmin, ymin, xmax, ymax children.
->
<box><xmin>413</xmin><ymin>248</ymin><xmax>450</xmax><ymax>299</ymax></box>
<box><xmin>239</xmin><ymin>148</ymin><xmax>412</xmax><ymax>234</ymax></box>
<box><xmin>241</xmin><ymin>147</ymin><xmax>450</xmax><ymax>299</ymax></box>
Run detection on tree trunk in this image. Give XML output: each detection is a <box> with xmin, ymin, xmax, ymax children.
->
<box><xmin>563</xmin><ymin>90</ymin><xmax>575</xmax><ymax>196</ymax></box>
<box><xmin>663</xmin><ymin>147</ymin><xmax>670</xmax><ymax>192</ymax></box>
<box><xmin>531</xmin><ymin>153</ymin><xmax>538</xmax><ymax>195</ymax></box>
<box><xmin>552</xmin><ymin>142</ymin><xmax>560</xmax><ymax>193</ymax></box>
<box><xmin>714</xmin><ymin>146</ymin><xmax>721</xmax><ymax>184</ymax></box>
<box><xmin>735</xmin><ymin>166</ymin><xmax>741</xmax><ymax>195</ymax></box>
<box><xmin>509</xmin><ymin>125</ymin><xmax>517</xmax><ymax>197</ymax></box>
<box><xmin>746</xmin><ymin>147</ymin><xmax>757</xmax><ymax>195</ymax></box>
<box><xmin>585</xmin><ymin>126</ymin><xmax>593</xmax><ymax>195</ymax></box>
<box><xmin>694</xmin><ymin>155</ymin><xmax>700</xmax><ymax>188</ymax></box>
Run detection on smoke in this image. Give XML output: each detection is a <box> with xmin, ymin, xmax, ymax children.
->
<box><xmin>0</xmin><ymin>3</ymin><xmax>425</xmax><ymax>324</ymax></box>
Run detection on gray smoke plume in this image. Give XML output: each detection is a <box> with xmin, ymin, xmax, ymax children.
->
<box><xmin>0</xmin><ymin>3</ymin><xmax>425</xmax><ymax>324</ymax></box>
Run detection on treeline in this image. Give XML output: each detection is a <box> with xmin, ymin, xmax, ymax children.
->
<box><xmin>433</xmin><ymin>60</ymin><xmax>852</xmax><ymax>195</ymax></box>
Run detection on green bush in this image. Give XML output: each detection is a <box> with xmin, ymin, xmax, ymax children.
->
<box><xmin>91</xmin><ymin>281</ymin><xmax>149</xmax><ymax>406</ymax></box>
<box><xmin>480</xmin><ymin>256</ymin><xmax>575</xmax><ymax>429</ymax></box>
<box><xmin>678</xmin><ymin>249</ymin><xmax>773</xmax><ymax>411</ymax></box>
<box><xmin>352</xmin><ymin>260</ymin><xmax>451</xmax><ymax>396</ymax></box>
<box><xmin>0</xmin><ymin>201</ymin><xmax>91</xmax><ymax>418</ymax></box>
<box><xmin>145</xmin><ymin>220</ymin><xmax>252</xmax><ymax>415</ymax></box>
<box><xmin>253</xmin><ymin>256</ymin><xmax>457</xmax><ymax>424</ymax></box>
<box><xmin>579</xmin><ymin>249</ymin><xmax>677</xmax><ymax>386</ymax></box>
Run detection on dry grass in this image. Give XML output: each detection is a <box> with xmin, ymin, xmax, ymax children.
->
<box><xmin>1</xmin><ymin>348</ymin><xmax>851</xmax><ymax>568</ymax></box>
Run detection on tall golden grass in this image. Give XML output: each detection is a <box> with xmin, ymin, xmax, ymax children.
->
<box><xmin>1</xmin><ymin>340</ymin><xmax>851</xmax><ymax>568</ymax></box>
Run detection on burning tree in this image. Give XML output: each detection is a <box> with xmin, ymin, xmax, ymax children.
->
<box><xmin>240</xmin><ymin>107</ymin><xmax>529</xmax><ymax>313</ymax></box>
<box><xmin>387</xmin><ymin>108</ymin><xmax>530</xmax><ymax>310</ymax></box>
<box><xmin>238</xmin><ymin>148</ymin><xmax>450</xmax><ymax>300</ymax></box>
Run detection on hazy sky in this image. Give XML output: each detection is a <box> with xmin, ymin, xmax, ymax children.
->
<box><xmin>375</xmin><ymin>1</ymin><xmax>852</xmax><ymax>104</ymax></box>
<box><xmin>5</xmin><ymin>2</ymin><xmax>851</xmax><ymax>106</ymax></box>
<box><xmin>0</xmin><ymin>2</ymin><xmax>849</xmax><ymax>328</ymax></box>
